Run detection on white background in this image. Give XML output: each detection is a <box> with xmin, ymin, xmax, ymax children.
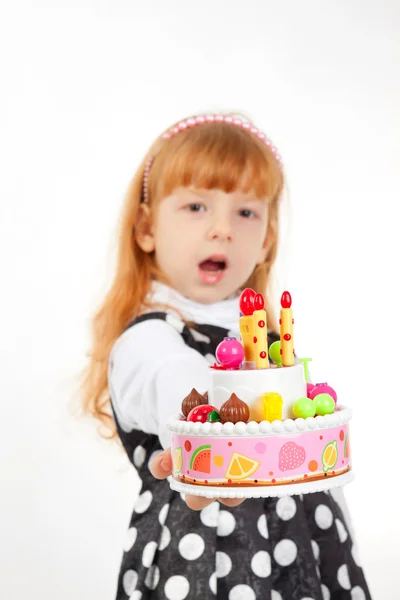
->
<box><xmin>1</xmin><ymin>1</ymin><xmax>399</xmax><ymax>599</ymax></box>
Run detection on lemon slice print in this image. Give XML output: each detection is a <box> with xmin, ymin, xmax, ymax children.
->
<box><xmin>322</xmin><ymin>440</ymin><xmax>338</xmax><ymax>473</ymax></box>
<box><xmin>225</xmin><ymin>452</ymin><xmax>261</xmax><ymax>481</ymax></box>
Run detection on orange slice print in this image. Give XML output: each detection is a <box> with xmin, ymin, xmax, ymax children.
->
<box><xmin>225</xmin><ymin>452</ymin><xmax>261</xmax><ymax>481</ymax></box>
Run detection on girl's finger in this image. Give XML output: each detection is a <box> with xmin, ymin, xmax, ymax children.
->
<box><xmin>149</xmin><ymin>449</ymin><xmax>173</xmax><ymax>479</ymax></box>
<box><xmin>218</xmin><ymin>498</ymin><xmax>246</xmax><ymax>508</ymax></box>
<box><xmin>185</xmin><ymin>494</ymin><xmax>215</xmax><ymax>511</ymax></box>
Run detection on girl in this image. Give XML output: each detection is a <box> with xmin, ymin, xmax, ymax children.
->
<box><xmin>81</xmin><ymin>113</ymin><xmax>371</xmax><ymax>600</ymax></box>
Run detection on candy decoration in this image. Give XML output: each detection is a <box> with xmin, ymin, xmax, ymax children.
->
<box><xmin>239</xmin><ymin>287</ymin><xmax>257</xmax><ymax>315</ymax></box>
<box><xmin>182</xmin><ymin>388</ymin><xmax>207</xmax><ymax>417</ymax></box>
<box><xmin>206</xmin><ymin>409</ymin><xmax>221</xmax><ymax>423</ymax></box>
<box><xmin>220</xmin><ymin>393</ymin><xmax>250</xmax><ymax>424</ymax></box>
<box><xmin>190</xmin><ymin>445</ymin><xmax>211</xmax><ymax>474</ymax></box>
<box><xmin>308</xmin><ymin>382</ymin><xmax>337</xmax><ymax>404</ymax></box>
<box><xmin>269</xmin><ymin>340</ymin><xmax>282</xmax><ymax>366</ymax></box>
<box><xmin>216</xmin><ymin>337</ymin><xmax>244</xmax><ymax>369</ymax></box>
<box><xmin>187</xmin><ymin>404</ymin><xmax>218</xmax><ymax>423</ymax></box>
<box><xmin>262</xmin><ymin>392</ymin><xmax>283</xmax><ymax>421</ymax></box>
<box><xmin>174</xmin><ymin>447</ymin><xmax>183</xmax><ymax>474</ymax></box>
<box><xmin>279</xmin><ymin>441</ymin><xmax>306</xmax><ymax>471</ymax></box>
<box><xmin>293</xmin><ymin>397</ymin><xmax>316</xmax><ymax>419</ymax></box>
<box><xmin>280</xmin><ymin>291</ymin><xmax>294</xmax><ymax>366</ymax></box>
<box><xmin>299</xmin><ymin>357</ymin><xmax>312</xmax><ymax>382</ymax></box>
<box><xmin>322</xmin><ymin>440</ymin><xmax>338</xmax><ymax>473</ymax></box>
<box><xmin>306</xmin><ymin>383</ymin><xmax>315</xmax><ymax>398</ymax></box>
<box><xmin>224</xmin><ymin>452</ymin><xmax>261</xmax><ymax>480</ymax></box>
<box><xmin>314</xmin><ymin>393</ymin><xmax>335</xmax><ymax>416</ymax></box>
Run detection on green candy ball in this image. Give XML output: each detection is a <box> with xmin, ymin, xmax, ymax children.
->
<box><xmin>293</xmin><ymin>397</ymin><xmax>316</xmax><ymax>419</ymax></box>
<box><xmin>314</xmin><ymin>393</ymin><xmax>335</xmax><ymax>416</ymax></box>
<box><xmin>269</xmin><ymin>340</ymin><xmax>282</xmax><ymax>366</ymax></box>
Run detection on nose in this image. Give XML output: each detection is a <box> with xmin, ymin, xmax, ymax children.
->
<box><xmin>208</xmin><ymin>215</ymin><xmax>233</xmax><ymax>242</ymax></box>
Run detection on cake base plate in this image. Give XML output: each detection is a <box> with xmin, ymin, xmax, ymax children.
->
<box><xmin>169</xmin><ymin>471</ymin><xmax>355</xmax><ymax>499</ymax></box>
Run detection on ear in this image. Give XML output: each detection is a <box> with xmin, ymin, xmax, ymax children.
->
<box><xmin>135</xmin><ymin>204</ymin><xmax>155</xmax><ymax>253</ymax></box>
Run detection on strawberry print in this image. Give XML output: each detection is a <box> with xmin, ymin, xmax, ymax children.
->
<box><xmin>279</xmin><ymin>441</ymin><xmax>306</xmax><ymax>471</ymax></box>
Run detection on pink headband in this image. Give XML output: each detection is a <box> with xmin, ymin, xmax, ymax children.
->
<box><xmin>142</xmin><ymin>114</ymin><xmax>282</xmax><ymax>203</ymax></box>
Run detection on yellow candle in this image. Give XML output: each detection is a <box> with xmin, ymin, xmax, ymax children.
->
<box><xmin>253</xmin><ymin>309</ymin><xmax>269</xmax><ymax>369</ymax></box>
<box><xmin>280</xmin><ymin>291</ymin><xmax>294</xmax><ymax>366</ymax></box>
<box><xmin>239</xmin><ymin>315</ymin><xmax>256</xmax><ymax>362</ymax></box>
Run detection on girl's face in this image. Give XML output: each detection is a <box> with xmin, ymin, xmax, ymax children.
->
<box><xmin>140</xmin><ymin>187</ymin><xmax>270</xmax><ymax>304</ymax></box>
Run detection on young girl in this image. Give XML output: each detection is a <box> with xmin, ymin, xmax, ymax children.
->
<box><xmin>82</xmin><ymin>113</ymin><xmax>372</xmax><ymax>600</ymax></box>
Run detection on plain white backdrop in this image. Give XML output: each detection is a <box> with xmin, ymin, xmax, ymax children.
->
<box><xmin>1</xmin><ymin>1</ymin><xmax>399</xmax><ymax>599</ymax></box>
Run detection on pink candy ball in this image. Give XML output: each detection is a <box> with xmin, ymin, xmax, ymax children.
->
<box><xmin>308</xmin><ymin>382</ymin><xmax>337</xmax><ymax>404</ymax></box>
<box><xmin>216</xmin><ymin>337</ymin><xmax>244</xmax><ymax>369</ymax></box>
<box><xmin>306</xmin><ymin>383</ymin><xmax>315</xmax><ymax>398</ymax></box>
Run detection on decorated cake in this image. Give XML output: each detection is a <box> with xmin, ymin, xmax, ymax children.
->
<box><xmin>167</xmin><ymin>289</ymin><xmax>353</xmax><ymax>498</ymax></box>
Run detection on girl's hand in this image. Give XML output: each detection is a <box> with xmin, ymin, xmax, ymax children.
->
<box><xmin>150</xmin><ymin>449</ymin><xmax>245</xmax><ymax>510</ymax></box>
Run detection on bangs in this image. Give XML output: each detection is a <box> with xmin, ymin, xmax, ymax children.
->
<box><xmin>149</xmin><ymin>122</ymin><xmax>283</xmax><ymax>202</ymax></box>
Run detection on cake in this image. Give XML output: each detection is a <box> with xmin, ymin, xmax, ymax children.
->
<box><xmin>167</xmin><ymin>289</ymin><xmax>353</xmax><ymax>498</ymax></box>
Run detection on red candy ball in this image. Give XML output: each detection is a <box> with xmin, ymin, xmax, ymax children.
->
<box><xmin>187</xmin><ymin>404</ymin><xmax>218</xmax><ymax>423</ymax></box>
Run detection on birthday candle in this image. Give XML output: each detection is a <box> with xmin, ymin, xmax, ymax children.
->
<box><xmin>280</xmin><ymin>291</ymin><xmax>294</xmax><ymax>366</ymax></box>
<box><xmin>253</xmin><ymin>309</ymin><xmax>269</xmax><ymax>369</ymax></box>
<box><xmin>239</xmin><ymin>315</ymin><xmax>256</xmax><ymax>362</ymax></box>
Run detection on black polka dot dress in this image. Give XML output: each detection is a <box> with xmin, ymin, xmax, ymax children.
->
<box><xmin>110</xmin><ymin>313</ymin><xmax>372</xmax><ymax>600</ymax></box>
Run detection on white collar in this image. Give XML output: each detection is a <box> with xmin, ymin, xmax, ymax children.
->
<box><xmin>147</xmin><ymin>281</ymin><xmax>241</xmax><ymax>334</ymax></box>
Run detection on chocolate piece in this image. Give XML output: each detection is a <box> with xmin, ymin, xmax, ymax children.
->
<box><xmin>219</xmin><ymin>393</ymin><xmax>250</xmax><ymax>424</ymax></box>
<box><xmin>181</xmin><ymin>388</ymin><xmax>207</xmax><ymax>418</ymax></box>
<box><xmin>203</xmin><ymin>391</ymin><xmax>209</xmax><ymax>402</ymax></box>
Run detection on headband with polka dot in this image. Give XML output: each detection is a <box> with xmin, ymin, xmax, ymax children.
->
<box><xmin>141</xmin><ymin>114</ymin><xmax>282</xmax><ymax>203</ymax></box>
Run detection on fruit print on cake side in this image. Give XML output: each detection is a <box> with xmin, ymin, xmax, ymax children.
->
<box><xmin>225</xmin><ymin>452</ymin><xmax>261</xmax><ymax>481</ymax></box>
<box><xmin>322</xmin><ymin>440</ymin><xmax>338</xmax><ymax>473</ymax></box>
<box><xmin>278</xmin><ymin>442</ymin><xmax>306</xmax><ymax>471</ymax></box>
<box><xmin>174</xmin><ymin>447</ymin><xmax>183</xmax><ymax>474</ymax></box>
<box><xmin>190</xmin><ymin>445</ymin><xmax>212</xmax><ymax>474</ymax></box>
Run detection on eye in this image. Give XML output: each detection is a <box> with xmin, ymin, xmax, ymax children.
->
<box><xmin>186</xmin><ymin>203</ymin><xmax>206</xmax><ymax>212</ymax></box>
<box><xmin>239</xmin><ymin>208</ymin><xmax>257</xmax><ymax>219</ymax></box>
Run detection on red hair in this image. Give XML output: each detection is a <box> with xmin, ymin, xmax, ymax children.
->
<box><xmin>80</xmin><ymin>114</ymin><xmax>285</xmax><ymax>437</ymax></box>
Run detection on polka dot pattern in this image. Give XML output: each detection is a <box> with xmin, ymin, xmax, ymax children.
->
<box><xmin>321</xmin><ymin>584</ymin><xmax>330</xmax><ymax>600</ymax></box>
<box><xmin>124</xmin><ymin>527</ymin><xmax>138</xmax><ymax>552</ymax></box>
<box><xmin>200</xmin><ymin>502</ymin><xmax>219</xmax><ymax>527</ymax></box>
<box><xmin>144</xmin><ymin>564</ymin><xmax>160</xmax><ymax>590</ymax></box>
<box><xmin>273</xmin><ymin>539</ymin><xmax>298</xmax><ymax>567</ymax></box>
<box><xmin>133</xmin><ymin>445</ymin><xmax>146</xmax><ymax>468</ymax></box>
<box><xmin>217</xmin><ymin>511</ymin><xmax>236</xmax><ymax>537</ymax></box>
<box><xmin>315</xmin><ymin>504</ymin><xmax>333</xmax><ymax>530</ymax></box>
<box><xmin>135</xmin><ymin>490</ymin><xmax>153</xmax><ymax>514</ymax></box>
<box><xmin>276</xmin><ymin>496</ymin><xmax>297</xmax><ymax>521</ymax></box>
<box><xmin>158</xmin><ymin>503</ymin><xmax>169</xmax><ymax>525</ymax></box>
<box><xmin>351</xmin><ymin>586</ymin><xmax>366</xmax><ymax>600</ymax></box>
<box><xmin>159</xmin><ymin>526</ymin><xmax>171</xmax><ymax>551</ymax></box>
<box><xmin>142</xmin><ymin>541</ymin><xmax>157</xmax><ymax>568</ymax></box>
<box><xmin>257</xmin><ymin>513</ymin><xmax>269</xmax><ymax>539</ymax></box>
<box><xmin>229</xmin><ymin>584</ymin><xmax>256</xmax><ymax>600</ymax></box>
<box><xmin>335</xmin><ymin>518</ymin><xmax>348</xmax><ymax>542</ymax></box>
<box><xmin>123</xmin><ymin>570</ymin><xmax>138</xmax><ymax>596</ymax></box>
<box><xmin>216</xmin><ymin>551</ymin><xmax>232</xmax><ymax>578</ymax></box>
<box><xmin>178</xmin><ymin>533</ymin><xmax>205</xmax><ymax>561</ymax></box>
<box><xmin>164</xmin><ymin>575</ymin><xmax>190</xmax><ymax>600</ymax></box>
<box><xmin>251</xmin><ymin>550</ymin><xmax>271</xmax><ymax>578</ymax></box>
<box><xmin>337</xmin><ymin>564</ymin><xmax>351</xmax><ymax>590</ymax></box>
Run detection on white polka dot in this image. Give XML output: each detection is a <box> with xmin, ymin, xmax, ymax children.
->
<box><xmin>251</xmin><ymin>550</ymin><xmax>271</xmax><ymax>578</ymax></box>
<box><xmin>257</xmin><ymin>514</ymin><xmax>269</xmax><ymax>539</ymax></box>
<box><xmin>123</xmin><ymin>570</ymin><xmax>138</xmax><ymax>595</ymax></box>
<box><xmin>273</xmin><ymin>539</ymin><xmax>298</xmax><ymax>566</ymax></box>
<box><xmin>351</xmin><ymin>544</ymin><xmax>361</xmax><ymax>567</ymax></box>
<box><xmin>200</xmin><ymin>502</ymin><xmax>219</xmax><ymax>527</ymax></box>
<box><xmin>311</xmin><ymin>540</ymin><xmax>320</xmax><ymax>561</ymax></box>
<box><xmin>299</xmin><ymin>597</ymin><xmax>315</xmax><ymax>600</ymax></box>
<box><xmin>144</xmin><ymin>564</ymin><xmax>160</xmax><ymax>590</ymax></box>
<box><xmin>216</xmin><ymin>551</ymin><xmax>232</xmax><ymax>578</ymax></box>
<box><xmin>158</xmin><ymin>503</ymin><xmax>170</xmax><ymax>525</ymax></box>
<box><xmin>217</xmin><ymin>511</ymin><xmax>236</xmax><ymax>536</ymax></box>
<box><xmin>271</xmin><ymin>592</ymin><xmax>283</xmax><ymax>600</ymax></box>
<box><xmin>321</xmin><ymin>583</ymin><xmax>330</xmax><ymax>600</ymax></box>
<box><xmin>337</xmin><ymin>564</ymin><xmax>351</xmax><ymax>590</ymax></box>
<box><xmin>351</xmin><ymin>586</ymin><xmax>366</xmax><ymax>600</ymax></box>
<box><xmin>142</xmin><ymin>541</ymin><xmax>157</xmax><ymax>568</ymax></box>
<box><xmin>316</xmin><ymin>565</ymin><xmax>321</xmax><ymax>579</ymax></box>
<box><xmin>315</xmin><ymin>504</ymin><xmax>333</xmax><ymax>530</ymax></box>
<box><xmin>129</xmin><ymin>592</ymin><xmax>142</xmax><ymax>600</ymax></box>
<box><xmin>164</xmin><ymin>575</ymin><xmax>190</xmax><ymax>600</ymax></box>
<box><xmin>178</xmin><ymin>533</ymin><xmax>205</xmax><ymax>560</ymax></box>
<box><xmin>124</xmin><ymin>527</ymin><xmax>138</xmax><ymax>552</ymax></box>
<box><xmin>133</xmin><ymin>445</ymin><xmax>146</xmax><ymax>468</ymax></box>
<box><xmin>335</xmin><ymin>518</ymin><xmax>348</xmax><ymax>542</ymax></box>
<box><xmin>229</xmin><ymin>584</ymin><xmax>256</xmax><ymax>600</ymax></box>
<box><xmin>209</xmin><ymin>572</ymin><xmax>217</xmax><ymax>594</ymax></box>
<box><xmin>159</xmin><ymin>525</ymin><xmax>171</xmax><ymax>551</ymax></box>
<box><xmin>276</xmin><ymin>496</ymin><xmax>297</xmax><ymax>521</ymax></box>
<box><xmin>135</xmin><ymin>490</ymin><xmax>153</xmax><ymax>514</ymax></box>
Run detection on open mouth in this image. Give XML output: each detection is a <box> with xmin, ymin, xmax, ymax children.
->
<box><xmin>198</xmin><ymin>256</ymin><xmax>228</xmax><ymax>284</ymax></box>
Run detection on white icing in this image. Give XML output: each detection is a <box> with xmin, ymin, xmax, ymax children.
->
<box><xmin>167</xmin><ymin>407</ymin><xmax>352</xmax><ymax>436</ymax></box>
<box><xmin>209</xmin><ymin>364</ymin><xmax>306</xmax><ymax>420</ymax></box>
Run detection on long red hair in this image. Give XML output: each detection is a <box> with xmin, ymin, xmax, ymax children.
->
<box><xmin>80</xmin><ymin>114</ymin><xmax>285</xmax><ymax>437</ymax></box>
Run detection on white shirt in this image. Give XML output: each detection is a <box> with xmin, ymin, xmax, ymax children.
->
<box><xmin>108</xmin><ymin>281</ymin><xmax>241</xmax><ymax>449</ymax></box>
